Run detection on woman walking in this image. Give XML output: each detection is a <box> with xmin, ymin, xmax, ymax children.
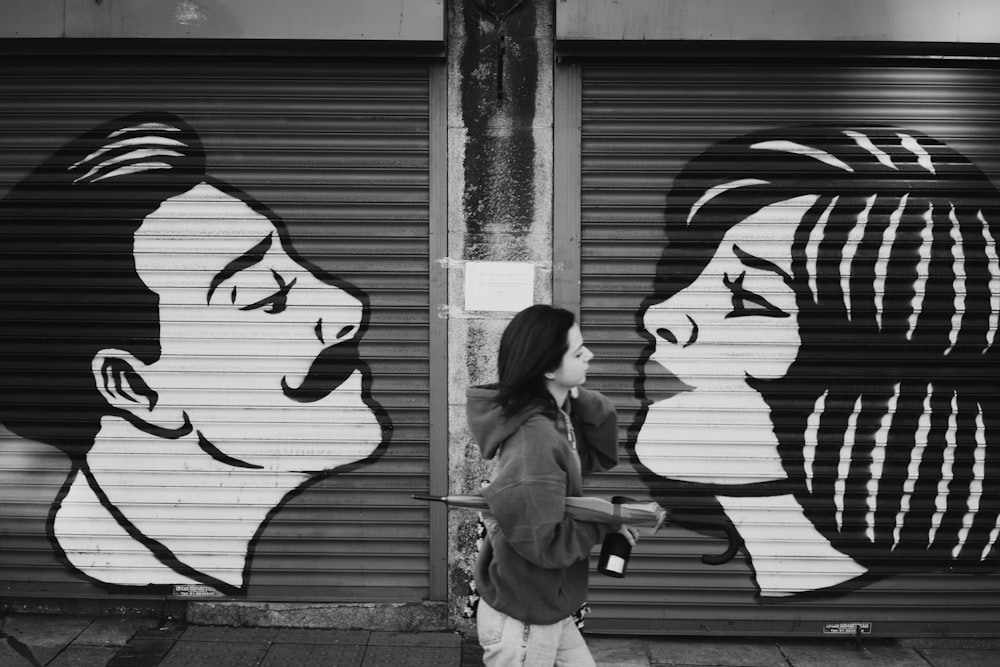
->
<box><xmin>466</xmin><ymin>304</ymin><xmax>637</xmax><ymax>666</ymax></box>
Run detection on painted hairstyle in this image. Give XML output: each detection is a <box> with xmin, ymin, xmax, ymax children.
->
<box><xmin>0</xmin><ymin>113</ymin><xmax>208</xmax><ymax>456</ymax></box>
<box><xmin>640</xmin><ymin>125</ymin><xmax>1000</xmax><ymax>577</ymax></box>
<box><xmin>496</xmin><ymin>304</ymin><xmax>576</xmax><ymax>416</ymax></box>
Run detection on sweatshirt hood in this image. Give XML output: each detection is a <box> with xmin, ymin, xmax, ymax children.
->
<box><xmin>466</xmin><ymin>385</ymin><xmax>546</xmax><ymax>460</ymax></box>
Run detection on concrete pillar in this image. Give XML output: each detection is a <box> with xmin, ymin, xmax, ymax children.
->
<box><xmin>446</xmin><ymin>0</ymin><xmax>555</xmax><ymax>627</ymax></box>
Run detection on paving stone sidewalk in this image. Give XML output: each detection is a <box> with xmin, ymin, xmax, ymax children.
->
<box><xmin>4</xmin><ymin>612</ymin><xmax>1000</xmax><ymax>666</ymax></box>
<box><xmin>0</xmin><ymin>614</ymin><xmax>474</xmax><ymax>667</ymax></box>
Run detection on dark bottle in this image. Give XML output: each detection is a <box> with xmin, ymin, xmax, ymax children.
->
<box><xmin>598</xmin><ymin>532</ymin><xmax>631</xmax><ymax>578</ymax></box>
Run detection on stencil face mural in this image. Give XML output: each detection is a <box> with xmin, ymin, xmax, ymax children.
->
<box><xmin>633</xmin><ymin>126</ymin><xmax>1000</xmax><ymax>597</ymax></box>
<box><xmin>0</xmin><ymin>113</ymin><xmax>388</xmax><ymax>594</ymax></box>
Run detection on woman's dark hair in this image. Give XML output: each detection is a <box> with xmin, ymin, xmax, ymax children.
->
<box><xmin>496</xmin><ymin>304</ymin><xmax>576</xmax><ymax>415</ymax></box>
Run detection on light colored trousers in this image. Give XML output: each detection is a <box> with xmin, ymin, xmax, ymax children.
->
<box><xmin>476</xmin><ymin>598</ymin><xmax>596</xmax><ymax>667</ymax></box>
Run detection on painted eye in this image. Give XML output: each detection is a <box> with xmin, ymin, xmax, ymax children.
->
<box><xmin>241</xmin><ymin>270</ymin><xmax>297</xmax><ymax>314</ymax></box>
<box><xmin>723</xmin><ymin>271</ymin><xmax>789</xmax><ymax>319</ymax></box>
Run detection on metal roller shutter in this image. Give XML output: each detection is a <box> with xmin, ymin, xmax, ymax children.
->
<box><xmin>0</xmin><ymin>50</ymin><xmax>438</xmax><ymax>603</ymax></box>
<box><xmin>576</xmin><ymin>56</ymin><xmax>1000</xmax><ymax>635</ymax></box>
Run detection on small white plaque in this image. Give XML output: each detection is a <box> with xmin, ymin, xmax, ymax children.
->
<box><xmin>464</xmin><ymin>261</ymin><xmax>535</xmax><ymax>312</ymax></box>
<box><xmin>173</xmin><ymin>584</ymin><xmax>224</xmax><ymax>597</ymax></box>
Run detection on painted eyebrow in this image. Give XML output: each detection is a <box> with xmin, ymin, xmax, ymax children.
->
<box><xmin>206</xmin><ymin>233</ymin><xmax>273</xmax><ymax>304</ymax></box>
<box><xmin>732</xmin><ymin>244</ymin><xmax>792</xmax><ymax>283</ymax></box>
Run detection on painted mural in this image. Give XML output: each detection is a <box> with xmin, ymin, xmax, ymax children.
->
<box><xmin>0</xmin><ymin>112</ymin><xmax>390</xmax><ymax>596</ymax></box>
<box><xmin>631</xmin><ymin>125</ymin><xmax>1000</xmax><ymax>598</ymax></box>
<box><xmin>4</xmin><ymin>110</ymin><xmax>1000</xmax><ymax>618</ymax></box>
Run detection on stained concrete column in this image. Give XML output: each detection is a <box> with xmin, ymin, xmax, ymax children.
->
<box><xmin>445</xmin><ymin>0</ymin><xmax>555</xmax><ymax>626</ymax></box>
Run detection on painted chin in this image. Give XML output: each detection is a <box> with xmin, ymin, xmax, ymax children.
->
<box><xmin>638</xmin><ymin>390</ymin><xmax>789</xmax><ymax>487</ymax></box>
<box><xmin>635</xmin><ymin>398</ymin><xmax>717</xmax><ymax>485</ymax></box>
<box><xmin>196</xmin><ymin>370</ymin><xmax>382</xmax><ymax>474</ymax></box>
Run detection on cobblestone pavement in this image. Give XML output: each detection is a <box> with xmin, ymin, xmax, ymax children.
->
<box><xmin>3</xmin><ymin>612</ymin><xmax>1000</xmax><ymax>666</ymax></box>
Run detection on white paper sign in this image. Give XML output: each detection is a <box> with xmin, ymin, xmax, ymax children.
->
<box><xmin>464</xmin><ymin>261</ymin><xmax>535</xmax><ymax>312</ymax></box>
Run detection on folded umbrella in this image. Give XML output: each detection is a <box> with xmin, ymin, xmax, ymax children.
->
<box><xmin>413</xmin><ymin>493</ymin><xmax>666</xmax><ymax>535</ymax></box>
<box><xmin>412</xmin><ymin>493</ymin><xmax>740</xmax><ymax>565</ymax></box>
<box><xmin>413</xmin><ymin>494</ymin><xmax>743</xmax><ymax>565</ymax></box>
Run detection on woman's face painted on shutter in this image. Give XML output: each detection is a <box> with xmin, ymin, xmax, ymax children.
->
<box><xmin>632</xmin><ymin>196</ymin><xmax>877</xmax><ymax>597</ymax></box>
<box><xmin>131</xmin><ymin>182</ymin><xmax>384</xmax><ymax>473</ymax></box>
<box><xmin>635</xmin><ymin>200</ymin><xmax>802</xmax><ymax>486</ymax></box>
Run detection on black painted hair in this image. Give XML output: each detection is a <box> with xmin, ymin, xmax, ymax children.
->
<box><xmin>0</xmin><ymin>112</ymin><xmax>207</xmax><ymax>456</ymax></box>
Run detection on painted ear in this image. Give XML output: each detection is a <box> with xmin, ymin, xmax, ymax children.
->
<box><xmin>92</xmin><ymin>349</ymin><xmax>158</xmax><ymax>412</ymax></box>
<box><xmin>91</xmin><ymin>349</ymin><xmax>188</xmax><ymax>435</ymax></box>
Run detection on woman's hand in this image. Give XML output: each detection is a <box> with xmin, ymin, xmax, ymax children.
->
<box><xmin>618</xmin><ymin>524</ymin><xmax>639</xmax><ymax>547</ymax></box>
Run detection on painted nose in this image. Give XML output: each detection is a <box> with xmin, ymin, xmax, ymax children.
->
<box><xmin>305</xmin><ymin>282</ymin><xmax>365</xmax><ymax>345</ymax></box>
<box><xmin>646</xmin><ymin>311</ymin><xmax>699</xmax><ymax>349</ymax></box>
<box><xmin>314</xmin><ymin>318</ymin><xmax>357</xmax><ymax>344</ymax></box>
<box><xmin>311</xmin><ymin>298</ymin><xmax>363</xmax><ymax>345</ymax></box>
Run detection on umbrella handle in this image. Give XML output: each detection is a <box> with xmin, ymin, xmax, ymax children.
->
<box><xmin>670</xmin><ymin>514</ymin><xmax>743</xmax><ymax>566</ymax></box>
<box><xmin>609</xmin><ymin>497</ymin><xmax>737</xmax><ymax>562</ymax></box>
<box><xmin>699</xmin><ymin>520</ymin><xmax>742</xmax><ymax>566</ymax></box>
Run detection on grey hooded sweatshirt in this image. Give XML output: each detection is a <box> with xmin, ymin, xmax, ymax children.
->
<box><xmin>466</xmin><ymin>384</ymin><xmax>619</xmax><ymax>625</ymax></box>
